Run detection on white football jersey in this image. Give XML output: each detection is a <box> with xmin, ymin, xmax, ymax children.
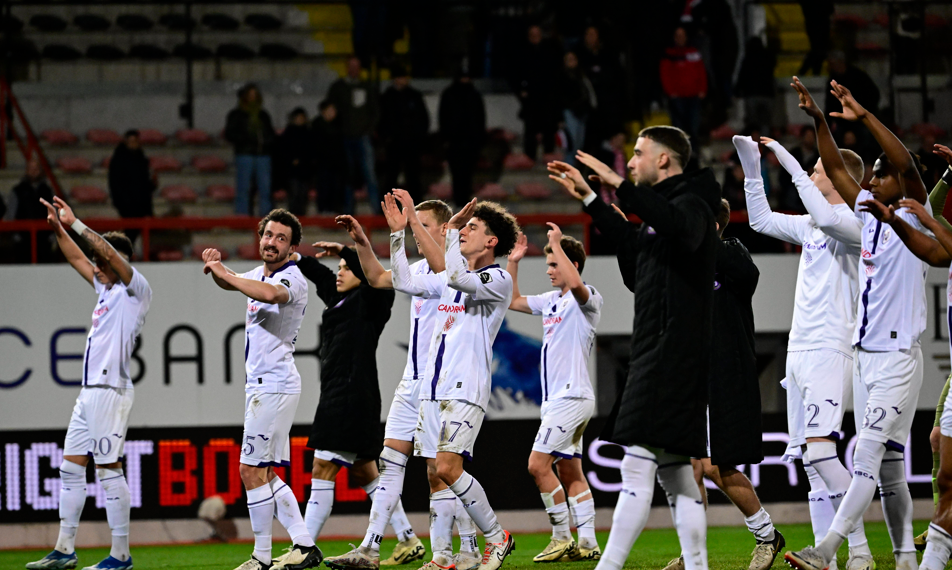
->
<box><xmin>242</xmin><ymin>261</ymin><xmax>309</xmax><ymax>394</ymax></box>
<box><xmin>853</xmin><ymin>189</ymin><xmax>930</xmax><ymax>351</ymax></box>
<box><xmin>399</xmin><ymin>259</ymin><xmax>442</xmax><ymax>393</ymax></box>
<box><xmin>526</xmin><ymin>286</ymin><xmax>602</xmax><ymax>401</ymax></box>
<box><xmin>84</xmin><ymin>268</ymin><xmax>152</xmax><ymax>389</ymax></box>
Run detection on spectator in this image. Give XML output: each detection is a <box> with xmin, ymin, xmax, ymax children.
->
<box><xmin>225</xmin><ymin>83</ymin><xmax>276</xmax><ymax>216</ymax></box>
<box><xmin>660</xmin><ymin>27</ymin><xmax>707</xmax><ymax>142</ymax></box>
<box><xmin>577</xmin><ymin>26</ymin><xmax>625</xmax><ymax>152</ymax></box>
<box><xmin>918</xmin><ymin>132</ymin><xmax>944</xmax><ymax>188</ymax></box>
<box><xmin>108</xmin><ymin>130</ymin><xmax>156</xmax><ymax>242</ymax></box>
<box><xmin>439</xmin><ymin>67</ymin><xmax>486</xmax><ymax>206</ymax></box>
<box><xmin>276</xmin><ymin>108</ymin><xmax>316</xmax><ymax>217</ymax></box>
<box><xmin>512</xmin><ymin>24</ymin><xmax>562</xmax><ymax>161</ymax></box>
<box><xmin>378</xmin><ymin>64</ymin><xmax>430</xmax><ymax>203</ymax></box>
<box><xmin>721</xmin><ymin>158</ymin><xmax>747</xmax><ymax>213</ymax></box>
<box><xmin>312</xmin><ymin>101</ymin><xmax>347</xmax><ymax>213</ymax></box>
<box><xmin>825</xmin><ymin>51</ymin><xmax>880</xmax><ymax>140</ymax></box>
<box><xmin>560</xmin><ymin>51</ymin><xmax>595</xmax><ymax>168</ymax></box>
<box><xmin>775</xmin><ymin>126</ymin><xmax>819</xmax><ymax>214</ymax></box>
<box><xmin>798</xmin><ymin>0</ymin><xmax>834</xmax><ymax>75</ymax></box>
<box><xmin>734</xmin><ymin>37</ymin><xmax>777</xmax><ymax>134</ymax></box>
<box><xmin>7</xmin><ymin>156</ymin><xmax>55</xmax><ymax>261</ymax></box>
<box><xmin>327</xmin><ymin>56</ymin><xmax>381</xmax><ymax>214</ymax></box>
<box><xmin>687</xmin><ymin>0</ymin><xmax>739</xmax><ymax>127</ymax></box>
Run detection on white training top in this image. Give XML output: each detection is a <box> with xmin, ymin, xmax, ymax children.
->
<box><xmin>390</xmin><ymin>229</ymin><xmax>513</xmax><ymax>411</ymax></box>
<box><xmin>853</xmin><ymin>189</ymin><xmax>930</xmax><ymax>351</ymax></box>
<box><xmin>526</xmin><ymin>287</ymin><xmax>602</xmax><ymax>401</ymax></box>
<box><xmin>746</xmin><ymin>142</ymin><xmax>863</xmax><ymax>355</ymax></box>
<box><xmin>84</xmin><ymin>267</ymin><xmax>152</xmax><ymax>389</ymax></box>
<box><xmin>241</xmin><ymin>261</ymin><xmax>309</xmax><ymax>394</ymax></box>
<box><xmin>399</xmin><ymin>259</ymin><xmax>442</xmax><ymax>395</ymax></box>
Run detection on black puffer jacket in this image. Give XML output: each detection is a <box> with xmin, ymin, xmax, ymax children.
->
<box><xmin>298</xmin><ymin>248</ymin><xmax>395</xmax><ymax>457</ymax></box>
<box><xmin>585</xmin><ymin>168</ymin><xmax>721</xmax><ymax>458</ymax></box>
<box><xmin>224</xmin><ymin>107</ymin><xmax>276</xmax><ymax>156</ymax></box>
<box><xmin>708</xmin><ymin>237</ymin><xmax>762</xmax><ymax>466</ymax></box>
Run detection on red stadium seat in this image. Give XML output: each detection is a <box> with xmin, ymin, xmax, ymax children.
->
<box><xmin>155</xmin><ymin>249</ymin><xmax>185</xmax><ymax>261</ymax></box>
<box><xmin>428</xmin><ymin>182</ymin><xmax>452</xmax><ymax>200</ymax></box>
<box><xmin>515</xmin><ymin>182</ymin><xmax>551</xmax><ymax>200</ymax></box>
<box><xmin>160</xmin><ymin>184</ymin><xmax>198</xmax><ymax>203</ymax></box>
<box><xmin>56</xmin><ymin>156</ymin><xmax>93</xmax><ymax>173</ymax></box>
<box><xmin>138</xmin><ymin>129</ymin><xmax>168</xmax><ymax>146</ymax></box>
<box><xmin>206</xmin><ymin>184</ymin><xmax>235</xmax><ymax>202</ymax></box>
<box><xmin>354</xmin><ymin>187</ymin><xmax>368</xmax><ymax>200</ymax></box>
<box><xmin>873</xmin><ymin>14</ymin><xmax>889</xmax><ymax>28</ymax></box>
<box><xmin>911</xmin><ymin>123</ymin><xmax>948</xmax><ymax>138</ymax></box>
<box><xmin>192</xmin><ymin>155</ymin><xmax>228</xmax><ymax>172</ymax></box>
<box><xmin>926</xmin><ymin>14</ymin><xmax>947</xmax><ymax>29</ymax></box>
<box><xmin>237</xmin><ymin>242</ymin><xmax>259</xmax><ymax>260</ymax></box>
<box><xmin>503</xmin><ymin>153</ymin><xmax>535</xmax><ymax>171</ymax></box>
<box><xmin>42</xmin><ymin>129</ymin><xmax>78</xmax><ymax>146</ymax></box>
<box><xmin>86</xmin><ymin>128</ymin><xmax>122</xmax><ymax>146</ymax></box>
<box><xmin>149</xmin><ymin>155</ymin><xmax>183</xmax><ymax>172</ymax></box>
<box><xmin>176</xmin><ymin>129</ymin><xmax>213</xmax><ymax>145</ymax></box>
<box><xmin>296</xmin><ymin>243</ymin><xmax>318</xmax><ymax>258</ymax></box>
<box><xmin>541</xmin><ymin>151</ymin><xmax>563</xmax><ymax>163</ymax></box>
<box><xmin>70</xmin><ymin>185</ymin><xmax>109</xmax><ymax>204</ymax></box>
<box><xmin>273</xmin><ymin>189</ymin><xmax>288</xmax><ymax>201</ymax></box>
<box><xmin>101</xmin><ymin>156</ymin><xmax>112</xmax><ymax>169</ymax></box>
<box><xmin>193</xmin><ymin>244</ymin><xmax>229</xmax><ymax>260</ymax></box>
<box><xmin>474</xmin><ymin>183</ymin><xmax>508</xmax><ymax>200</ymax></box>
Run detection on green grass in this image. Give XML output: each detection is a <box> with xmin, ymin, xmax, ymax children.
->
<box><xmin>0</xmin><ymin>521</ymin><xmax>930</xmax><ymax>569</ymax></box>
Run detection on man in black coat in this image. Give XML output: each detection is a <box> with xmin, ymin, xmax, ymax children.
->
<box><xmin>7</xmin><ymin>156</ymin><xmax>56</xmax><ymax>262</ymax></box>
<box><xmin>552</xmin><ymin>126</ymin><xmax>718</xmax><ymax>569</ymax></box>
<box><xmin>439</xmin><ymin>69</ymin><xmax>485</xmax><ymax>207</ymax></box>
<box><xmin>312</xmin><ymin>101</ymin><xmax>347</xmax><ymax>213</ymax></box>
<box><xmin>511</xmin><ymin>25</ymin><xmax>563</xmax><ymax>161</ymax></box>
<box><xmin>276</xmin><ymin>108</ymin><xmax>316</xmax><ymax>217</ymax></box>
<box><xmin>379</xmin><ymin>65</ymin><xmax>430</xmax><ymax>203</ymax></box>
<box><xmin>292</xmin><ymin>241</ymin><xmax>419</xmax><ymax>557</ymax></box>
<box><xmin>108</xmin><ymin>130</ymin><xmax>156</xmax><ymax>243</ymax></box>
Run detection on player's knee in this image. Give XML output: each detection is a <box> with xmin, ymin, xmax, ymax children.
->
<box><xmin>311</xmin><ymin>457</ymin><xmax>338</xmax><ymax>480</ymax></box>
<box><xmin>435</xmin><ymin>461</ymin><xmax>459</xmax><ymax>485</ymax></box>
<box><xmin>527</xmin><ymin>456</ymin><xmax>550</xmax><ymax>482</ymax></box>
<box><xmin>932</xmin><ymin>427</ymin><xmax>942</xmax><ymax>454</ymax></box>
<box><xmin>239</xmin><ymin>463</ymin><xmax>263</xmax><ymax>487</ymax></box>
<box><xmin>702</xmin><ymin>463</ymin><xmax>720</xmax><ymax>481</ymax></box>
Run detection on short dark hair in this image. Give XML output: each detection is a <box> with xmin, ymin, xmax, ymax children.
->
<box><xmin>544</xmin><ymin>235</ymin><xmax>587</xmax><ymax>274</ymax></box>
<box><xmin>415</xmin><ymin>200</ymin><xmax>452</xmax><ymax>225</ymax></box>
<box><xmin>258</xmin><ymin>209</ymin><xmax>303</xmax><ymax>246</ymax></box>
<box><xmin>288</xmin><ymin>107</ymin><xmax>307</xmax><ymax>121</ymax></box>
<box><xmin>473</xmin><ymin>201</ymin><xmax>520</xmax><ymax>256</ymax></box>
<box><xmin>875</xmin><ymin>150</ymin><xmax>925</xmax><ymax>178</ymax></box>
<box><xmin>102</xmin><ymin>231</ymin><xmax>134</xmax><ymax>260</ymax></box>
<box><xmin>716</xmin><ymin>198</ymin><xmax>730</xmax><ymax>236</ymax></box>
<box><xmin>638</xmin><ymin>125</ymin><xmax>692</xmax><ymax>168</ymax></box>
<box><xmin>124</xmin><ymin>129</ymin><xmax>139</xmax><ymax>139</ymax></box>
<box><xmin>318</xmin><ymin>99</ymin><xmax>334</xmax><ymax>112</ymax></box>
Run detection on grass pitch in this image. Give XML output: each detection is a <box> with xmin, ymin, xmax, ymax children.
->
<box><xmin>0</xmin><ymin>521</ymin><xmax>928</xmax><ymax>569</ymax></box>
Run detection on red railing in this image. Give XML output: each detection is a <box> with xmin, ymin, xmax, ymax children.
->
<box><xmin>0</xmin><ymin>79</ymin><xmax>63</xmax><ymax>196</ymax></box>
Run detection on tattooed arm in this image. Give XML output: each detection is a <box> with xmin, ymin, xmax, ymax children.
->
<box><xmin>51</xmin><ymin>196</ymin><xmax>135</xmax><ymax>285</ymax></box>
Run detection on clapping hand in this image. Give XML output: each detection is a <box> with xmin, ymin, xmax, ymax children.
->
<box><xmin>576</xmin><ymin>150</ymin><xmax>625</xmax><ymax>188</ymax></box>
<box><xmin>448</xmin><ymin>198</ymin><xmax>477</xmax><ymax>230</ymax></box>
<box><xmin>791</xmin><ymin>76</ymin><xmax>822</xmax><ymax>120</ymax></box>
<box><xmin>313</xmin><ymin>241</ymin><xmax>344</xmax><ymax>259</ymax></box>
<box><xmin>508</xmin><ymin>232</ymin><xmax>528</xmax><ymax>263</ymax></box>
<box><xmin>381</xmin><ymin>193</ymin><xmax>408</xmax><ymax>232</ymax></box>
<box><xmin>829</xmin><ymin>80</ymin><xmax>868</xmax><ymax>122</ymax></box>
<box><xmin>335</xmin><ymin>215</ymin><xmax>369</xmax><ymax>247</ymax></box>
<box><xmin>547</xmin><ymin>161</ymin><xmax>594</xmax><ymax>200</ymax></box>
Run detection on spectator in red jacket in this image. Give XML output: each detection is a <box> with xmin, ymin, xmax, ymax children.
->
<box><xmin>659</xmin><ymin>27</ymin><xmax>707</xmax><ymax>142</ymax></box>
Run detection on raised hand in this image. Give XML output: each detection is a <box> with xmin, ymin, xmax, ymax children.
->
<box><xmin>39</xmin><ymin>197</ymin><xmax>64</xmax><ymax>231</ymax></box>
<box><xmin>448</xmin><ymin>198</ymin><xmax>477</xmax><ymax>230</ymax></box>
<box><xmin>791</xmin><ymin>76</ymin><xmax>822</xmax><ymax>120</ymax></box>
<box><xmin>610</xmin><ymin>203</ymin><xmax>629</xmax><ymax>220</ymax></box>
<box><xmin>547</xmin><ymin>160</ymin><xmax>594</xmax><ymax>200</ymax></box>
<box><xmin>381</xmin><ymin>193</ymin><xmax>408</xmax><ymax>232</ymax></box>
<box><xmin>759</xmin><ymin>136</ymin><xmax>776</xmax><ymax>145</ymax></box>
<box><xmin>546</xmin><ymin>222</ymin><xmax>563</xmax><ymax>246</ymax></box>
<box><xmin>934</xmin><ymin>144</ymin><xmax>952</xmax><ymax>167</ymax></box>
<box><xmin>576</xmin><ymin>150</ymin><xmax>624</xmax><ymax>188</ymax></box>
<box><xmin>898</xmin><ymin>198</ymin><xmax>933</xmax><ymax>224</ymax></box>
<box><xmin>508</xmin><ymin>232</ymin><xmax>528</xmax><ymax>263</ymax></box>
<box><xmin>859</xmin><ymin>199</ymin><xmax>896</xmax><ymax>223</ymax></box>
<box><xmin>335</xmin><ymin>215</ymin><xmax>369</xmax><ymax>246</ymax></box>
<box><xmin>201</xmin><ymin>248</ymin><xmax>222</xmax><ymax>274</ymax></box>
<box><xmin>52</xmin><ymin>196</ymin><xmax>76</xmax><ymax>227</ymax></box>
<box><xmin>829</xmin><ymin>80</ymin><xmax>867</xmax><ymax>122</ymax></box>
<box><xmin>313</xmin><ymin>241</ymin><xmax>344</xmax><ymax>259</ymax></box>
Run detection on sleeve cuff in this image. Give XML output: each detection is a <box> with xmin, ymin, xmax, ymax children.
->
<box><xmin>390</xmin><ymin>229</ymin><xmax>405</xmax><ymax>238</ymax></box>
<box><xmin>582</xmin><ymin>192</ymin><xmax>598</xmax><ymax>206</ymax></box>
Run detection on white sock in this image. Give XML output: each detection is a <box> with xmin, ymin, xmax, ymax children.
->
<box><xmin>921</xmin><ymin>523</ymin><xmax>952</xmax><ymax>570</ymax></box>
<box><xmin>270</xmin><ymin>477</ymin><xmax>314</xmax><ymax>547</ymax></box>
<box><xmin>817</xmin><ymin>439</ymin><xmax>885</xmax><ymax>562</ymax></box>
<box><xmin>360</xmin><ymin>448</ymin><xmax>409</xmax><ymax>552</ymax></box>
<box><xmin>55</xmin><ymin>461</ymin><xmax>87</xmax><ymax>555</ymax></box>
<box><xmin>429</xmin><ymin>488</ymin><xmax>457</xmax><ymax>562</ymax></box>
<box><xmin>305</xmin><ymin>479</ymin><xmax>334</xmax><ymax>541</ymax></box>
<box><xmin>807</xmin><ymin>442</ymin><xmax>870</xmax><ymax>556</ymax></box>
<box><xmin>657</xmin><ymin>460</ymin><xmax>708</xmax><ymax>570</ymax></box>
<box><xmin>595</xmin><ymin>449</ymin><xmax>657</xmax><ymax>570</ymax></box>
<box><xmin>744</xmin><ymin>507</ymin><xmax>775</xmax><ymax>543</ymax></box>
<box><xmin>449</xmin><ymin>472</ymin><xmax>504</xmax><ymax>543</ymax></box>
<box><xmin>808</xmin><ymin>489</ymin><xmax>834</xmax><ymax>545</ymax></box>
<box><xmin>247</xmin><ymin>485</ymin><xmax>275</xmax><ymax>563</ymax></box>
<box><xmin>569</xmin><ymin>491</ymin><xmax>598</xmax><ymax>549</ymax></box>
<box><xmin>362</xmin><ymin>470</ymin><xmax>416</xmax><ymax>543</ymax></box>
<box><xmin>541</xmin><ymin>485</ymin><xmax>571</xmax><ymax>540</ymax></box>
<box><xmin>97</xmin><ymin>467</ymin><xmax>131</xmax><ymax>562</ymax></box>
<box><xmin>879</xmin><ymin>450</ymin><xmax>916</xmax><ymax>564</ymax></box>
<box><xmin>456</xmin><ymin>497</ymin><xmax>479</xmax><ymax>553</ymax></box>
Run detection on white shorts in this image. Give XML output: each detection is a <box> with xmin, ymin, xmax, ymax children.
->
<box><xmin>385</xmin><ymin>380</ymin><xmax>422</xmax><ymax>442</ymax></box>
<box><xmin>240</xmin><ymin>392</ymin><xmax>299</xmax><ymax>467</ymax></box>
<box><xmin>853</xmin><ymin>347</ymin><xmax>923</xmax><ymax>451</ymax></box>
<box><xmin>436</xmin><ymin>399</ymin><xmax>485</xmax><ymax>460</ymax></box>
<box><xmin>786</xmin><ymin>349</ymin><xmax>853</xmax><ymax>445</ymax></box>
<box><xmin>63</xmin><ymin>386</ymin><xmax>134</xmax><ymax>465</ymax></box>
<box><xmin>532</xmin><ymin>398</ymin><xmax>594</xmax><ymax>460</ymax></box>
<box><xmin>413</xmin><ymin>400</ymin><xmax>441</xmax><ymax>459</ymax></box>
<box><xmin>313</xmin><ymin>449</ymin><xmax>358</xmax><ymax>468</ymax></box>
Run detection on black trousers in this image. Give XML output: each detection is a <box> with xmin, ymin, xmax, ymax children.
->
<box><xmin>447</xmin><ymin>145</ymin><xmax>479</xmax><ymax>207</ymax></box>
<box><xmin>383</xmin><ymin>142</ymin><xmax>423</xmax><ymax>203</ymax></box>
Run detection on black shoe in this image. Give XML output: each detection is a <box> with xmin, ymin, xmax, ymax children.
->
<box><xmin>273</xmin><ymin>544</ymin><xmax>324</xmax><ymax>570</ymax></box>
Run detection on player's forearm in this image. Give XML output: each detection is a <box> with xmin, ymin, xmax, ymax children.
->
<box><xmin>211</xmin><ymin>271</ymin><xmax>238</xmax><ymax>291</ymax></box>
<box><xmin>813</xmin><ymin>116</ymin><xmax>859</xmax><ymax>208</ymax></box>
<box><xmin>505</xmin><ymin>258</ymin><xmax>522</xmax><ymax>298</ymax></box>
<box><xmin>222</xmin><ymin>272</ymin><xmax>287</xmax><ymax>303</ymax></box>
<box><xmin>55</xmin><ymin>229</ymin><xmax>94</xmax><ymax>284</ymax></box>
<box><xmin>550</xmin><ymin>243</ymin><xmax>588</xmax><ymax>304</ymax></box>
<box><xmin>409</xmin><ymin>217</ymin><xmax>445</xmax><ymax>273</ymax></box>
<box><xmin>862</xmin><ymin>112</ymin><xmax>921</xmax><ymax>195</ymax></box>
<box><xmin>389</xmin><ymin>230</ymin><xmax>419</xmax><ymax>294</ymax></box>
<box><xmin>353</xmin><ymin>240</ymin><xmax>392</xmax><ymax>289</ymax></box>
<box><xmin>920</xmin><ymin>215</ymin><xmax>952</xmax><ymax>261</ymax></box>
<box><xmin>77</xmin><ymin>225</ymin><xmax>134</xmax><ymax>284</ymax></box>
<box><xmin>445</xmin><ymin>229</ymin><xmax>479</xmax><ymax>294</ymax></box>
<box><xmin>890</xmin><ymin>217</ymin><xmax>952</xmax><ymax>266</ymax></box>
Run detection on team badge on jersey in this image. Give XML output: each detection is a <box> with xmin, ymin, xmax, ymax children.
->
<box><xmin>415</xmin><ymin>299</ymin><xmax>424</xmax><ymax>314</ymax></box>
<box><xmin>281</xmin><ymin>279</ymin><xmax>291</xmax><ymax>288</ymax></box>
<box><xmin>479</xmin><ymin>272</ymin><xmax>493</xmax><ymax>284</ymax></box>
<box><xmin>881</xmin><ymin>227</ymin><xmax>891</xmax><ymax>245</ymax></box>
<box><xmin>443</xmin><ymin>316</ymin><xmax>456</xmax><ymax>332</ymax></box>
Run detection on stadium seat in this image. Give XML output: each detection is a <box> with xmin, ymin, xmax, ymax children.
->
<box><xmin>475</xmin><ymin>183</ymin><xmax>508</xmax><ymax>200</ymax></box>
<box><xmin>192</xmin><ymin>155</ymin><xmax>228</xmax><ymax>172</ymax></box>
<box><xmin>42</xmin><ymin>129</ymin><xmax>79</xmax><ymax>146</ymax></box>
<box><xmin>709</xmin><ymin>124</ymin><xmax>737</xmax><ymax>140</ymax></box>
<box><xmin>70</xmin><ymin>185</ymin><xmax>109</xmax><ymax>204</ymax></box>
<box><xmin>30</xmin><ymin>14</ymin><xmax>68</xmax><ymax>32</ymax></box>
<box><xmin>7</xmin><ymin>40</ymin><xmax>40</xmax><ymax>62</ymax></box>
<box><xmin>87</xmin><ymin>129</ymin><xmax>122</xmax><ymax>146</ymax></box>
<box><xmin>237</xmin><ymin>242</ymin><xmax>259</xmax><ymax>260</ymax></box>
<box><xmin>130</xmin><ymin>44</ymin><xmax>170</xmax><ymax>60</ymax></box>
<box><xmin>160</xmin><ymin>184</ymin><xmax>198</xmax><ymax>203</ymax></box>
<box><xmin>172</xmin><ymin>43</ymin><xmax>213</xmax><ymax>60</ymax></box>
<box><xmin>428</xmin><ymin>182</ymin><xmax>452</xmax><ymax>200</ymax></box>
<box><xmin>116</xmin><ymin>14</ymin><xmax>154</xmax><ymax>32</ymax></box>
<box><xmin>175</xmin><ymin>129</ymin><xmax>212</xmax><ymax>145</ymax></box>
<box><xmin>56</xmin><ymin>156</ymin><xmax>93</xmax><ymax>173</ymax></box>
<box><xmin>912</xmin><ymin>123</ymin><xmax>948</xmax><ymax>138</ymax></box>
<box><xmin>74</xmin><ymin>14</ymin><xmax>111</xmax><ymax>32</ymax></box>
<box><xmin>296</xmin><ymin>243</ymin><xmax>318</xmax><ymax>258</ymax></box>
<box><xmin>873</xmin><ymin>14</ymin><xmax>889</xmax><ymax>28</ymax></box>
<box><xmin>101</xmin><ymin>156</ymin><xmax>112</xmax><ymax>169</ymax></box>
<box><xmin>1</xmin><ymin>14</ymin><xmax>24</xmax><ymax>33</ymax></box>
<box><xmin>832</xmin><ymin>13</ymin><xmax>868</xmax><ymax>29</ymax></box>
<box><xmin>159</xmin><ymin>13</ymin><xmax>196</xmax><ymax>31</ymax></box>
<box><xmin>260</xmin><ymin>43</ymin><xmax>298</xmax><ymax>60</ymax></box>
<box><xmin>150</xmin><ymin>156</ymin><xmax>183</xmax><ymax>172</ymax></box>
<box><xmin>206</xmin><ymin>184</ymin><xmax>235</xmax><ymax>202</ymax></box>
<box><xmin>216</xmin><ymin>43</ymin><xmax>256</xmax><ymax>60</ymax></box>
<box><xmin>503</xmin><ymin>153</ymin><xmax>535</xmax><ymax>171</ymax></box>
<box><xmin>155</xmin><ymin>249</ymin><xmax>185</xmax><ymax>261</ymax></box>
<box><xmin>202</xmin><ymin>13</ymin><xmax>240</xmax><ymax>31</ymax></box>
<box><xmin>139</xmin><ymin>129</ymin><xmax>168</xmax><ymax>145</ymax></box>
<box><xmin>42</xmin><ymin>44</ymin><xmax>82</xmax><ymax>61</ymax></box>
<box><xmin>245</xmin><ymin>13</ymin><xmax>283</xmax><ymax>31</ymax></box>
<box><xmin>87</xmin><ymin>44</ymin><xmax>125</xmax><ymax>61</ymax></box>
<box><xmin>541</xmin><ymin>152</ymin><xmax>563</xmax><ymax>163</ymax></box>
<box><xmin>926</xmin><ymin>14</ymin><xmax>948</xmax><ymax>29</ymax></box>
<box><xmin>515</xmin><ymin>182</ymin><xmax>551</xmax><ymax>200</ymax></box>
<box><xmin>193</xmin><ymin>244</ymin><xmax>229</xmax><ymax>260</ymax></box>
<box><xmin>272</xmin><ymin>189</ymin><xmax>288</xmax><ymax>201</ymax></box>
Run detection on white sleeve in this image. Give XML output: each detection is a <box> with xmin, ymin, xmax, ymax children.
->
<box><xmin>580</xmin><ymin>286</ymin><xmax>603</xmax><ymax>317</ymax></box>
<box><xmin>526</xmin><ymin>294</ymin><xmax>548</xmax><ymax>315</ymax></box>
<box><xmin>744</xmin><ymin>178</ymin><xmax>808</xmax><ymax>245</ymax></box>
<box><xmin>276</xmin><ymin>271</ymin><xmax>307</xmax><ymax>304</ymax></box>
<box><xmin>853</xmin><ymin>189</ymin><xmax>874</xmax><ymax>220</ymax></box>
<box><xmin>127</xmin><ymin>268</ymin><xmax>152</xmax><ymax>303</ymax></box>
<box><xmin>390</xmin><ymin>230</ymin><xmax>444</xmax><ymax>297</ymax></box>
<box><xmin>93</xmin><ymin>275</ymin><xmax>106</xmax><ymax>295</ymax></box>
<box><xmin>444</xmin><ymin>229</ymin><xmax>512</xmax><ymax>302</ymax></box>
